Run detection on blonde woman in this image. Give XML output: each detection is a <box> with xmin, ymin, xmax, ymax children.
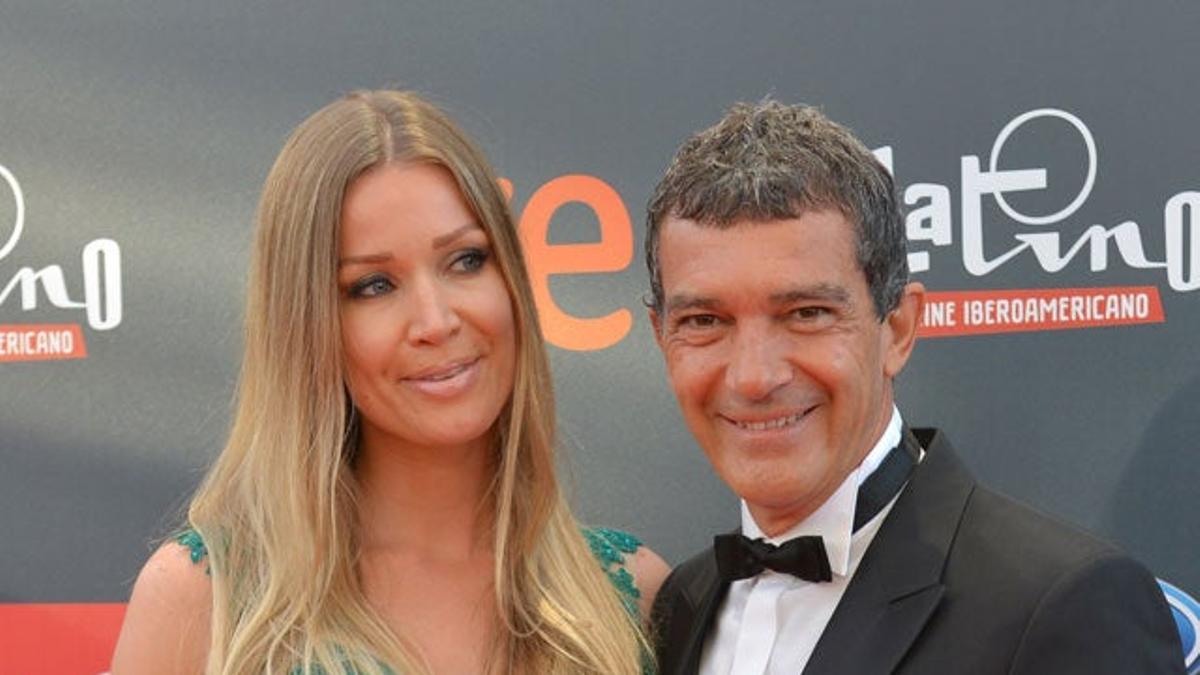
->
<box><xmin>111</xmin><ymin>90</ymin><xmax>668</xmax><ymax>675</ymax></box>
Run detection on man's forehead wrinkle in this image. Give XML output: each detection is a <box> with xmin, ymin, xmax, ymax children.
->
<box><xmin>663</xmin><ymin>283</ymin><xmax>851</xmax><ymax>316</ymax></box>
<box><xmin>770</xmin><ymin>284</ymin><xmax>851</xmax><ymax>305</ymax></box>
<box><xmin>664</xmin><ymin>293</ymin><xmax>721</xmax><ymax>314</ymax></box>
<box><xmin>669</xmin><ymin>196</ymin><xmax>852</xmax><ymax>231</ymax></box>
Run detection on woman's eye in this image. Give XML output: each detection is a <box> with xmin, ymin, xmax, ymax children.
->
<box><xmin>451</xmin><ymin>248</ymin><xmax>489</xmax><ymax>273</ymax></box>
<box><xmin>348</xmin><ymin>275</ymin><xmax>394</xmax><ymax>298</ymax></box>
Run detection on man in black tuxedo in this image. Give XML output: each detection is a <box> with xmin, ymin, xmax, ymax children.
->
<box><xmin>644</xmin><ymin>100</ymin><xmax>1183</xmax><ymax>674</ymax></box>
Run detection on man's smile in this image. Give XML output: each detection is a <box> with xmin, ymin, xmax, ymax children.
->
<box><xmin>719</xmin><ymin>405</ymin><xmax>818</xmax><ymax>433</ymax></box>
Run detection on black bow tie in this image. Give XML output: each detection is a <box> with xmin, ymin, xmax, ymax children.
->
<box><xmin>714</xmin><ymin>436</ymin><xmax>918</xmax><ymax>584</ymax></box>
<box><xmin>715</xmin><ymin>533</ymin><xmax>832</xmax><ymax>582</ymax></box>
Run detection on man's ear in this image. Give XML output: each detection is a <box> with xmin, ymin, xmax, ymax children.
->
<box><xmin>882</xmin><ymin>282</ymin><xmax>925</xmax><ymax>378</ymax></box>
<box><xmin>648</xmin><ymin>307</ymin><xmax>666</xmax><ymax>352</ymax></box>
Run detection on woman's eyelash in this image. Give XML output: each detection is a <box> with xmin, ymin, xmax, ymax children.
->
<box><xmin>453</xmin><ymin>247</ymin><xmax>490</xmax><ymax>272</ymax></box>
<box><xmin>345</xmin><ymin>247</ymin><xmax>490</xmax><ymax>298</ymax></box>
<box><xmin>348</xmin><ymin>274</ymin><xmax>393</xmax><ymax>298</ymax></box>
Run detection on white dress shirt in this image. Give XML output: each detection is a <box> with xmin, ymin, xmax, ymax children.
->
<box><xmin>699</xmin><ymin>407</ymin><xmax>909</xmax><ymax>675</ymax></box>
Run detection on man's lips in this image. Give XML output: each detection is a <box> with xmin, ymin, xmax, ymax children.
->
<box><xmin>719</xmin><ymin>405</ymin><xmax>818</xmax><ymax>432</ymax></box>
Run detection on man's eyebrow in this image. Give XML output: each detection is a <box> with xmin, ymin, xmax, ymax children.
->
<box><xmin>338</xmin><ymin>252</ymin><xmax>393</xmax><ymax>268</ymax></box>
<box><xmin>664</xmin><ymin>285</ymin><xmax>851</xmax><ymax>313</ymax></box>
<box><xmin>770</xmin><ymin>284</ymin><xmax>851</xmax><ymax>305</ymax></box>
<box><xmin>664</xmin><ymin>294</ymin><xmax>721</xmax><ymax>314</ymax></box>
<box><xmin>432</xmin><ymin>223</ymin><xmax>482</xmax><ymax>250</ymax></box>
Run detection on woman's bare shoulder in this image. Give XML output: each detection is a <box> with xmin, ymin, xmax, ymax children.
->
<box><xmin>109</xmin><ymin>539</ymin><xmax>212</xmax><ymax>675</ymax></box>
<box><xmin>627</xmin><ymin>543</ymin><xmax>671</xmax><ymax>621</ymax></box>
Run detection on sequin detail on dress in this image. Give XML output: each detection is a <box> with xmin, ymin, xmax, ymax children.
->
<box><xmin>175</xmin><ymin>528</ymin><xmax>209</xmax><ymax>572</ymax></box>
<box><xmin>581</xmin><ymin>526</ymin><xmax>643</xmax><ymax>618</ymax></box>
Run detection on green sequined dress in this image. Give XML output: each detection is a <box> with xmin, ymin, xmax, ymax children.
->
<box><xmin>175</xmin><ymin>525</ymin><xmax>654</xmax><ymax>674</ymax></box>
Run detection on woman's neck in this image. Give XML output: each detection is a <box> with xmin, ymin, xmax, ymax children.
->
<box><xmin>354</xmin><ymin>431</ymin><xmax>497</xmax><ymax>561</ymax></box>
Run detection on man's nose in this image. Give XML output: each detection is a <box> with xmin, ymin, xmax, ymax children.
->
<box><xmin>724</xmin><ymin>324</ymin><xmax>792</xmax><ymax>401</ymax></box>
<box><xmin>405</xmin><ymin>278</ymin><xmax>462</xmax><ymax>345</ymax></box>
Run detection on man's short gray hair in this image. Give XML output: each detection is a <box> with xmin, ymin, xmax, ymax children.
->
<box><xmin>645</xmin><ymin>100</ymin><xmax>908</xmax><ymax>319</ymax></box>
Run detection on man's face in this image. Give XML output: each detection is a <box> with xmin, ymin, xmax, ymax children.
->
<box><xmin>651</xmin><ymin>210</ymin><xmax>922</xmax><ymax>534</ymax></box>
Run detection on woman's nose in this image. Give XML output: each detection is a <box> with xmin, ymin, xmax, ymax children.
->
<box><xmin>405</xmin><ymin>278</ymin><xmax>463</xmax><ymax>345</ymax></box>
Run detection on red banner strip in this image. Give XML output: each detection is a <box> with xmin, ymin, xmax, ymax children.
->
<box><xmin>0</xmin><ymin>603</ymin><xmax>126</xmax><ymax>674</ymax></box>
<box><xmin>916</xmin><ymin>286</ymin><xmax>1165</xmax><ymax>338</ymax></box>
<box><xmin>0</xmin><ymin>323</ymin><xmax>88</xmax><ymax>362</ymax></box>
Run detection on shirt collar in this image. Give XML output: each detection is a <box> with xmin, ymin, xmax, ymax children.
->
<box><xmin>740</xmin><ymin>405</ymin><xmax>903</xmax><ymax>577</ymax></box>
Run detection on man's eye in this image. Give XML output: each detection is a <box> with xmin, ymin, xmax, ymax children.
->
<box><xmin>349</xmin><ymin>274</ymin><xmax>394</xmax><ymax>298</ymax></box>
<box><xmin>450</xmin><ymin>248</ymin><xmax>489</xmax><ymax>273</ymax></box>
<box><xmin>791</xmin><ymin>306</ymin><xmax>830</xmax><ymax>320</ymax></box>
<box><xmin>679</xmin><ymin>314</ymin><xmax>720</xmax><ymax>330</ymax></box>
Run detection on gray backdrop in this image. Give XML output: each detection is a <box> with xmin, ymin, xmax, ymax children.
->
<box><xmin>1</xmin><ymin>0</ymin><xmax>1196</xmax><ymax>645</ymax></box>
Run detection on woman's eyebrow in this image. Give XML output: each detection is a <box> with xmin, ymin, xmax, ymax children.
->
<box><xmin>338</xmin><ymin>252</ymin><xmax>393</xmax><ymax>268</ymax></box>
<box><xmin>432</xmin><ymin>223</ymin><xmax>481</xmax><ymax>250</ymax></box>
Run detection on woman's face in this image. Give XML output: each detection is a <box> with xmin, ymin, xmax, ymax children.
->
<box><xmin>337</xmin><ymin>162</ymin><xmax>516</xmax><ymax>457</ymax></box>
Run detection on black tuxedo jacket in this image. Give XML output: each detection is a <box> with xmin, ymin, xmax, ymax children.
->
<box><xmin>651</xmin><ymin>428</ymin><xmax>1183</xmax><ymax>674</ymax></box>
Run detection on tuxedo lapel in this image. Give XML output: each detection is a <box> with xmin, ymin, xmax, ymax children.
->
<box><xmin>680</xmin><ymin>556</ymin><xmax>727</xmax><ymax>675</ymax></box>
<box><xmin>803</xmin><ymin>429</ymin><xmax>976</xmax><ymax>675</ymax></box>
<box><xmin>656</xmin><ymin>548</ymin><xmax>729</xmax><ymax>675</ymax></box>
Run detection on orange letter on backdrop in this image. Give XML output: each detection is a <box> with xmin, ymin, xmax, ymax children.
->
<box><xmin>518</xmin><ymin>175</ymin><xmax>632</xmax><ymax>351</ymax></box>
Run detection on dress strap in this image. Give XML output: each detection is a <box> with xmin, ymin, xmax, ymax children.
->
<box><xmin>582</xmin><ymin>526</ymin><xmax>643</xmax><ymax>618</ymax></box>
<box><xmin>174</xmin><ymin>527</ymin><xmax>210</xmax><ymax>571</ymax></box>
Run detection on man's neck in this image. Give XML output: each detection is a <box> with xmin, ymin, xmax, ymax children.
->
<box><xmin>744</xmin><ymin>406</ymin><xmax>903</xmax><ymax>539</ymax></box>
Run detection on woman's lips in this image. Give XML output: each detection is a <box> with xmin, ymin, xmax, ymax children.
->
<box><xmin>402</xmin><ymin>357</ymin><xmax>481</xmax><ymax>397</ymax></box>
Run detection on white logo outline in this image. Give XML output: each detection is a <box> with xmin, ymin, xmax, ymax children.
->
<box><xmin>989</xmin><ymin>108</ymin><xmax>1097</xmax><ymax>226</ymax></box>
<box><xmin>0</xmin><ymin>163</ymin><xmax>25</xmax><ymax>261</ymax></box>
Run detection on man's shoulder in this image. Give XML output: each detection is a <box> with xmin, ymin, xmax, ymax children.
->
<box><xmin>920</xmin><ymin>431</ymin><xmax>1166</xmax><ymax>612</ymax></box>
<box><xmin>650</xmin><ymin>542</ymin><xmax>722</xmax><ymax>668</ymax></box>
<box><xmin>964</xmin><ymin>483</ymin><xmax>1120</xmax><ymax>562</ymax></box>
<box><xmin>658</xmin><ymin>542</ymin><xmax>719</xmax><ymax>604</ymax></box>
<box><xmin>947</xmin><ymin>480</ymin><xmax>1137</xmax><ymax>590</ymax></box>
<box><xmin>914</xmin><ymin>427</ymin><xmax>1128</xmax><ymax>577</ymax></box>
<box><xmin>675</xmin><ymin>544</ymin><xmax>718</xmax><ymax>578</ymax></box>
<box><xmin>914</xmin><ymin>429</ymin><xmax>1118</xmax><ymax>567</ymax></box>
<box><xmin>946</xmin><ymin>485</ymin><xmax>1181</xmax><ymax>671</ymax></box>
<box><xmin>898</xmin><ymin>429</ymin><xmax>1182</xmax><ymax>672</ymax></box>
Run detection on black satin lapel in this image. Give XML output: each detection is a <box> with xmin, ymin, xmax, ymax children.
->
<box><xmin>655</xmin><ymin>548</ymin><xmax>729</xmax><ymax>675</ymax></box>
<box><xmin>678</xmin><ymin>555</ymin><xmax>728</xmax><ymax>675</ymax></box>
<box><xmin>871</xmin><ymin>585</ymin><xmax>945</xmax><ymax>670</ymax></box>
<box><xmin>804</xmin><ymin>582</ymin><xmax>945</xmax><ymax>674</ymax></box>
<box><xmin>901</xmin><ymin>426</ymin><xmax>923</xmax><ymax>461</ymax></box>
<box><xmin>804</xmin><ymin>428</ymin><xmax>973</xmax><ymax>675</ymax></box>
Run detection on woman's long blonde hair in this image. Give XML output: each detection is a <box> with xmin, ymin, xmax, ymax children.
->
<box><xmin>188</xmin><ymin>90</ymin><xmax>648</xmax><ymax>674</ymax></box>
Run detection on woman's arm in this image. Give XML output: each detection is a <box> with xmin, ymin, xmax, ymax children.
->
<box><xmin>110</xmin><ymin>541</ymin><xmax>211</xmax><ymax>675</ymax></box>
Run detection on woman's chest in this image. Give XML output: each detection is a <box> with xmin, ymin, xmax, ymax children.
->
<box><xmin>361</xmin><ymin>556</ymin><xmax>501</xmax><ymax>673</ymax></box>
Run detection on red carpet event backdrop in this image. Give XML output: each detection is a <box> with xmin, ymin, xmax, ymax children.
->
<box><xmin>1</xmin><ymin>2</ymin><xmax>1197</xmax><ymax>672</ymax></box>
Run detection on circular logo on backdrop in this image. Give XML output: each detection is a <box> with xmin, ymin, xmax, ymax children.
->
<box><xmin>988</xmin><ymin>108</ymin><xmax>1097</xmax><ymax>226</ymax></box>
<box><xmin>0</xmin><ymin>163</ymin><xmax>25</xmax><ymax>260</ymax></box>
<box><xmin>1159</xmin><ymin>579</ymin><xmax>1200</xmax><ymax>673</ymax></box>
